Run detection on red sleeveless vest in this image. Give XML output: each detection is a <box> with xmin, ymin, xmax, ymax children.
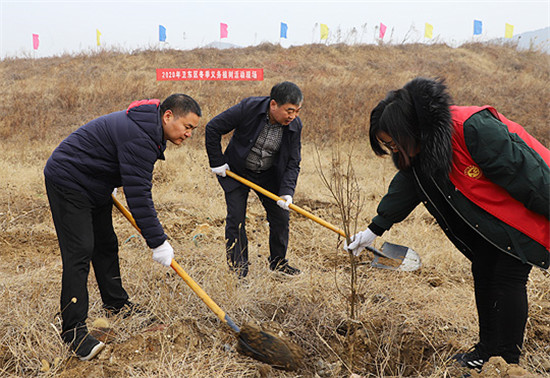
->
<box><xmin>449</xmin><ymin>105</ymin><xmax>549</xmax><ymax>250</ymax></box>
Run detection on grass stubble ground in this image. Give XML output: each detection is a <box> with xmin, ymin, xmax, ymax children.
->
<box><xmin>0</xmin><ymin>42</ymin><xmax>549</xmax><ymax>377</ymax></box>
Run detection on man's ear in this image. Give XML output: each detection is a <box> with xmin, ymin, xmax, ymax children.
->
<box><xmin>162</xmin><ymin>109</ymin><xmax>173</xmax><ymax>126</ymax></box>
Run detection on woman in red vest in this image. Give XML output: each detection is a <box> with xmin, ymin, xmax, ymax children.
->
<box><xmin>346</xmin><ymin>77</ymin><xmax>549</xmax><ymax>370</ymax></box>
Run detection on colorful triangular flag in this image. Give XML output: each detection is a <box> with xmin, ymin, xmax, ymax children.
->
<box><xmin>159</xmin><ymin>25</ymin><xmax>166</xmax><ymax>42</ymax></box>
<box><xmin>473</xmin><ymin>20</ymin><xmax>482</xmax><ymax>35</ymax></box>
<box><xmin>220</xmin><ymin>23</ymin><xmax>228</xmax><ymax>39</ymax></box>
<box><xmin>379</xmin><ymin>23</ymin><xmax>387</xmax><ymax>39</ymax></box>
<box><xmin>32</xmin><ymin>34</ymin><xmax>39</xmax><ymax>50</ymax></box>
<box><xmin>424</xmin><ymin>23</ymin><xmax>433</xmax><ymax>39</ymax></box>
<box><xmin>280</xmin><ymin>22</ymin><xmax>288</xmax><ymax>39</ymax></box>
<box><xmin>96</xmin><ymin>29</ymin><xmax>102</xmax><ymax>46</ymax></box>
<box><xmin>505</xmin><ymin>23</ymin><xmax>514</xmax><ymax>38</ymax></box>
<box><xmin>320</xmin><ymin>24</ymin><xmax>329</xmax><ymax>40</ymax></box>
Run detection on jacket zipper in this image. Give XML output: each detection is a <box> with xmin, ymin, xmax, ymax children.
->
<box><xmin>411</xmin><ymin>167</ymin><xmax>471</xmax><ymax>254</ymax></box>
<box><xmin>412</xmin><ymin>167</ymin><xmax>512</xmax><ymax>258</ymax></box>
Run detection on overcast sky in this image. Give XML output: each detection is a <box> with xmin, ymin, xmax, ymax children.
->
<box><xmin>1</xmin><ymin>0</ymin><xmax>549</xmax><ymax>58</ymax></box>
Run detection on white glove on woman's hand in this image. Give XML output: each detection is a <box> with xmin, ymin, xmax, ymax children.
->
<box><xmin>152</xmin><ymin>240</ymin><xmax>174</xmax><ymax>267</ymax></box>
<box><xmin>344</xmin><ymin>228</ymin><xmax>377</xmax><ymax>256</ymax></box>
<box><xmin>211</xmin><ymin>163</ymin><xmax>229</xmax><ymax>177</ymax></box>
<box><xmin>276</xmin><ymin>195</ymin><xmax>293</xmax><ymax>211</ymax></box>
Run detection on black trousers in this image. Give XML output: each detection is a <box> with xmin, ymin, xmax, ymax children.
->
<box><xmin>45</xmin><ymin>179</ymin><xmax>129</xmax><ymax>334</ymax></box>
<box><xmin>223</xmin><ymin>170</ymin><xmax>290</xmax><ymax>277</ymax></box>
<box><xmin>471</xmin><ymin>238</ymin><xmax>532</xmax><ymax>364</ymax></box>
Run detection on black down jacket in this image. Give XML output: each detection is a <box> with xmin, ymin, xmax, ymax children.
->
<box><xmin>44</xmin><ymin>100</ymin><xmax>167</xmax><ymax>248</ymax></box>
<box><xmin>370</xmin><ymin>78</ymin><xmax>549</xmax><ymax>269</ymax></box>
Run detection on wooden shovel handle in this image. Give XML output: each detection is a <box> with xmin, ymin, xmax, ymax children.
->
<box><xmin>225</xmin><ymin>170</ymin><xmax>347</xmax><ymax>238</ymax></box>
<box><xmin>225</xmin><ymin>170</ymin><xmax>396</xmax><ymax>260</ymax></box>
<box><xmin>111</xmin><ymin>194</ymin><xmax>240</xmax><ymax>333</ymax></box>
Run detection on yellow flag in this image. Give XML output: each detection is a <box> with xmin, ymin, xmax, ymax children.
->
<box><xmin>320</xmin><ymin>24</ymin><xmax>329</xmax><ymax>40</ymax></box>
<box><xmin>505</xmin><ymin>23</ymin><xmax>514</xmax><ymax>39</ymax></box>
<box><xmin>96</xmin><ymin>29</ymin><xmax>102</xmax><ymax>46</ymax></box>
<box><xmin>424</xmin><ymin>23</ymin><xmax>433</xmax><ymax>39</ymax></box>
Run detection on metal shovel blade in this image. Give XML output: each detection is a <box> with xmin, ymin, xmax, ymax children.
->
<box><xmin>237</xmin><ymin>323</ymin><xmax>304</xmax><ymax>371</ymax></box>
<box><xmin>370</xmin><ymin>242</ymin><xmax>422</xmax><ymax>271</ymax></box>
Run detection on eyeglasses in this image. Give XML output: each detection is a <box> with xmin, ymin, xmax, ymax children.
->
<box><xmin>380</xmin><ymin>139</ymin><xmax>398</xmax><ymax>151</ymax></box>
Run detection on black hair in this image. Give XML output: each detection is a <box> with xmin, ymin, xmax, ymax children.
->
<box><xmin>160</xmin><ymin>94</ymin><xmax>202</xmax><ymax>118</ymax></box>
<box><xmin>369</xmin><ymin>77</ymin><xmax>453</xmax><ymax>173</ymax></box>
<box><xmin>270</xmin><ymin>81</ymin><xmax>303</xmax><ymax>105</ymax></box>
<box><xmin>369</xmin><ymin>88</ymin><xmax>420</xmax><ymax>170</ymax></box>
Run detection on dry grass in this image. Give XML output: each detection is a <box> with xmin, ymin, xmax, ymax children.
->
<box><xmin>2</xmin><ymin>42</ymin><xmax>549</xmax><ymax>145</ymax></box>
<box><xmin>0</xmin><ymin>43</ymin><xmax>549</xmax><ymax>377</ymax></box>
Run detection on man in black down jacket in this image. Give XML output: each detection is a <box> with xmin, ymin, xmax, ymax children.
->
<box><xmin>44</xmin><ymin>94</ymin><xmax>201</xmax><ymax>361</ymax></box>
<box><xmin>205</xmin><ymin>82</ymin><xmax>303</xmax><ymax>278</ymax></box>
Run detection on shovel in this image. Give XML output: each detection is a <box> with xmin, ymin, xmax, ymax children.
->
<box><xmin>111</xmin><ymin>194</ymin><xmax>304</xmax><ymax>370</ymax></box>
<box><xmin>225</xmin><ymin>170</ymin><xmax>421</xmax><ymax>272</ymax></box>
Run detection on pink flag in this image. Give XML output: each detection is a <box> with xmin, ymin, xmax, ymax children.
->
<box><xmin>379</xmin><ymin>23</ymin><xmax>387</xmax><ymax>39</ymax></box>
<box><xmin>32</xmin><ymin>33</ymin><xmax>39</xmax><ymax>50</ymax></box>
<box><xmin>220</xmin><ymin>23</ymin><xmax>228</xmax><ymax>39</ymax></box>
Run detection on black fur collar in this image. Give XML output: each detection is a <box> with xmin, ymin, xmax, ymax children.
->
<box><xmin>402</xmin><ymin>77</ymin><xmax>453</xmax><ymax>176</ymax></box>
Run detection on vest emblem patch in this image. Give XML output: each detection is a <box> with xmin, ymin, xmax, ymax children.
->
<box><xmin>464</xmin><ymin>165</ymin><xmax>482</xmax><ymax>179</ymax></box>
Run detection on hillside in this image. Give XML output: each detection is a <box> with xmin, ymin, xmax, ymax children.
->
<box><xmin>505</xmin><ymin>27</ymin><xmax>550</xmax><ymax>54</ymax></box>
<box><xmin>1</xmin><ymin>41</ymin><xmax>549</xmax><ymax>145</ymax></box>
<box><xmin>0</xmin><ymin>43</ymin><xmax>549</xmax><ymax>377</ymax></box>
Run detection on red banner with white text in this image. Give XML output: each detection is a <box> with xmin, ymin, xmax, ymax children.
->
<box><xmin>157</xmin><ymin>68</ymin><xmax>263</xmax><ymax>81</ymax></box>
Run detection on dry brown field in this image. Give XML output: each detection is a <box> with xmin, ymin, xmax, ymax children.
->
<box><xmin>0</xmin><ymin>42</ymin><xmax>549</xmax><ymax>377</ymax></box>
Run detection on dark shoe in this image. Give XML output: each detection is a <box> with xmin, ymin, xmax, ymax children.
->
<box><xmin>270</xmin><ymin>259</ymin><xmax>302</xmax><ymax>276</ymax></box>
<box><xmin>228</xmin><ymin>261</ymin><xmax>249</xmax><ymax>278</ymax></box>
<box><xmin>104</xmin><ymin>301</ymin><xmax>145</xmax><ymax>318</ymax></box>
<box><xmin>63</xmin><ymin>325</ymin><xmax>105</xmax><ymax>361</ymax></box>
<box><xmin>451</xmin><ymin>344</ymin><xmax>489</xmax><ymax>371</ymax></box>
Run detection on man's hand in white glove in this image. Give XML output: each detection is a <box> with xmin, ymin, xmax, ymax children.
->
<box><xmin>152</xmin><ymin>240</ymin><xmax>174</xmax><ymax>267</ymax></box>
<box><xmin>211</xmin><ymin>163</ymin><xmax>229</xmax><ymax>177</ymax></box>
<box><xmin>276</xmin><ymin>195</ymin><xmax>293</xmax><ymax>211</ymax></box>
<box><xmin>344</xmin><ymin>228</ymin><xmax>377</xmax><ymax>256</ymax></box>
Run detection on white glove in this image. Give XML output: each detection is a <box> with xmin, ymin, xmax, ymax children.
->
<box><xmin>276</xmin><ymin>195</ymin><xmax>293</xmax><ymax>211</ymax></box>
<box><xmin>152</xmin><ymin>240</ymin><xmax>174</xmax><ymax>267</ymax></box>
<box><xmin>112</xmin><ymin>188</ymin><xmax>118</xmax><ymax>197</ymax></box>
<box><xmin>344</xmin><ymin>228</ymin><xmax>377</xmax><ymax>256</ymax></box>
<box><xmin>211</xmin><ymin>163</ymin><xmax>229</xmax><ymax>177</ymax></box>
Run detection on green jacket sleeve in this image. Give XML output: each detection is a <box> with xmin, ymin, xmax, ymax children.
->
<box><xmin>371</xmin><ymin>169</ymin><xmax>421</xmax><ymax>232</ymax></box>
<box><xmin>464</xmin><ymin>110</ymin><xmax>550</xmax><ymax>219</ymax></box>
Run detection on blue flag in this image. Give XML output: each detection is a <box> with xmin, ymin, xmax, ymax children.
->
<box><xmin>280</xmin><ymin>22</ymin><xmax>288</xmax><ymax>38</ymax></box>
<box><xmin>473</xmin><ymin>20</ymin><xmax>482</xmax><ymax>35</ymax></box>
<box><xmin>159</xmin><ymin>25</ymin><xmax>167</xmax><ymax>42</ymax></box>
